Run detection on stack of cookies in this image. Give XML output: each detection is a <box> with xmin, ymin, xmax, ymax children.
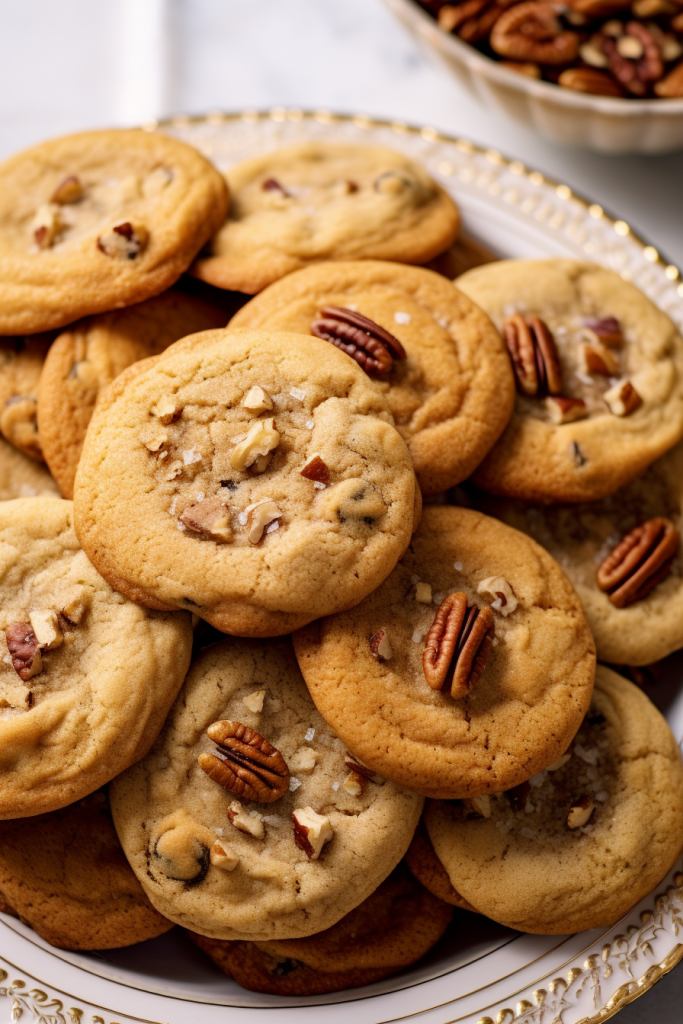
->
<box><xmin>0</xmin><ymin>127</ymin><xmax>682</xmax><ymax>998</ymax></box>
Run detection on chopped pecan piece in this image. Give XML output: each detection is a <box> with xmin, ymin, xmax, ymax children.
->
<box><xmin>579</xmin><ymin>342</ymin><xmax>619</xmax><ymax>376</ymax></box>
<box><xmin>5</xmin><ymin>623</ymin><xmax>43</xmax><ymax>681</ymax></box>
<box><xmin>97</xmin><ymin>222</ymin><xmax>148</xmax><ymax>259</ymax></box>
<box><xmin>342</xmin><ymin>772</ymin><xmax>365</xmax><ymax>796</ymax></box>
<box><xmin>311</xmin><ymin>306</ymin><xmax>406</xmax><ymax>375</ymax></box>
<box><xmin>198</xmin><ymin>720</ymin><xmax>289</xmax><ymax>803</ymax></box>
<box><xmin>300</xmin><ymin>454</ymin><xmax>330</xmax><ymax>484</ymax></box>
<box><xmin>230</xmin><ymin>417</ymin><xmax>280</xmax><ymax>472</ymax></box>
<box><xmin>490</xmin><ymin>2</ymin><xmax>580</xmax><ymax>64</ymax></box>
<box><xmin>179</xmin><ymin>497</ymin><xmax>232</xmax><ymax>543</ymax></box>
<box><xmin>51</xmin><ymin>175</ymin><xmax>83</xmax><ymax>205</ymax></box>
<box><xmin>246</xmin><ymin>498</ymin><xmax>281</xmax><ymax>544</ymax></box>
<box><xmin>242</xmin><ymin>385</ymin><xmax>273</xmax><ymax>413</ymax></box>
<box><xmin>262</xmin><ymin>177</ymin><xmax>290</xmax><ymax>196</ymax></box>
<box><xmin>583</xmin><ymin>316</ymin><xmax>623</xmax><ymax>347</ymax></box>
<box><xmin>227</xmin><ymin>800</ymin><xmax>265</xmax><ymax>838</ymax></box>
<box><xmin>32</xmin><ymin>204</ymin><xmax>63</xmax><ymax>249</ymax></box>
<box><xmin>210</xmin><ymin>839</ymin><xmax>239</xmax><ymax>871</ymax></box>
<box><xmin>567</xmin><ymin>796</ymin><xmax>595</xmax><ymax>829</ymax></box>
<box><xmin>603</xmin><ymin>379</ymin><xmax>642</xmax><ymax>417</ymax></box>
<box><xmin>344</xmin><ymin>755</ymin><xmax>382</xmax><ymax>783</ymax></box>
<box><xmin>292</xmin><ymin>807</ymin><xmax>333</xmax><ymax>860</ymax></box>
<box><xmin>369</xmin><ymin>628</ymin><xmax>392</xmax><ymax>660</ymax></box>
<box><xmin>503</xmin><ymin>314</ymin><xmax>562</xmax><ymax>397</ymax></box>
<box><xmin>423</xmin><ymin>592</ymin><xmax>495</xmax><ymax>699</ymax></box>
<box><xmin>596</xmin><ymin>517</ymin><xmax>678</xmax><ymax>608</ymax></box>
<box><xmin>477</xmin><ymin>576</ymin><xmax>518</xmax><ymax>616</ymax></box>
<box><xmin>545</xmin><ymin>396</ymin><xmax>588</xmax><ymax>424</ymax></box>
<box><xmin>28</xmin><ymin>610</ymin><xmax>63</xmax><ymax>650</ymax></box>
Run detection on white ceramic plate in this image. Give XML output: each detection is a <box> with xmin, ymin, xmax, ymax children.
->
<box><xmin>1</xmin><ymin>111</ymin><xmax>682</xmax><ymax>1024</ymax></box>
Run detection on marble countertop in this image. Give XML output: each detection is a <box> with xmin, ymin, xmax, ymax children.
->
<box><xmin>0</xmin><ymin>3</ymin><xmax>681</xmax><ymax>1020</ymax></box>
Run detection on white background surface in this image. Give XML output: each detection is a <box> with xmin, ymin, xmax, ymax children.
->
<box><xmin>0</xmin><ymin>2</ymin><xmax>681</xmax><ymax>1020</ymax></box>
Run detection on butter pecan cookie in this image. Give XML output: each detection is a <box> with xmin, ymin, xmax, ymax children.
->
<box><xmin>110</xmin><ymin>638</ymin><xmax>423</xmax><ymax>941</ymax></box>
<box><xmin>0</xmin><ymin>333</ymin><xmax>54</xmax><ymax>461</ymax></box>
<box><xmin>457</xmin><ymin>259</ymin><xmax>683</xmax><ymax>503</ymax></box>
<box><xmin>188</xmin><ymin>861</ymin><xmax>452</xmax><ymax>995</ymax></box>
<box><xmin>0</xmin><ymin>130</ymin><xmax>228</xmax><ymax>335</ymax></box>
<box><xmin>191</xmin><ymin>143</ymin><xmax>459</xmax><ymax>294</ymax></box>
<box><xmin>230</xmin><ymin>261</ymin><xmax>514</xmax><ymax>495</ymax></box>
<box><xmin>0</xmin><ymin>497</ymin><xmax>192</xmax><ymax>818</ymax></box>
<box><xmin>473</xmin><ymin>437</ymin><xmax>683</xmax><ymax>666</ymax></box>
<box><xmin>425</xmin><ymin>666</ymin><xmax>683</xmax><ymax>933</ymax></box>
<box><xmin>0</xmin><ymin>436</ymin><xmax>59</xmax><ymax>500</ymax></box>
<box><xmin>37</xmin><ymin>289</ymin><xmax>228</xmax><ymax>499</ymax></box>
<box><xmin>293</xmin><ymin>505</ymin><xmax>596</xmax><ymax>799</ymax></box>
<box><xmin>73</xmin><ymin>328</ymin><xmax>418</xmax><ymax>636</ymax></box>
<box><xmin>0</xmin><ymin>790</ymin><xmax>172</xmax><ymax>949</ymax></box>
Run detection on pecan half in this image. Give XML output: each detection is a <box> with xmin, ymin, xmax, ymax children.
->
<box><xmin>5</xmin><ymin>623</ymin><xmax>43</xmax><ymax>681</ymax></box>
<box><xmin>423</xmin><ymin>592</ymin><xmax>495</xmax><ymax>699</ymax></box>
<box><xmin>596</xmin><ymin>517</ymin><xmax>678</xmax><ymax>608</ymax></box>
<box><xmin>559</xmin><ymin>67</ymin><xmax>624</xmax><ymax>96</ymax></box>
<box><xmin>503</xmin><ymin>314</ymin><xmax>562</xmax><ymax>397</ymax></box>
<box><xmin>198</xmin><ymin>721</ymin><xmax>289</xmax><ymax>803</ymax></box>
<box><xmin>310</xmin><ymin>306</ymin><xmax>406</xmax><ymax>375</ymax></box>
<box><xmin>490</xmin><ymin>2</ymin><xmax>580</xmax><ymax>64</ymax></box>
<box><xmin>602</xmin><ymin>22</ymin><xmax>663</xmax><ymax>96</ymax></box>
<box><xmin>439</xmin><ymin>0</ymin><xmax>519</xmax><ymax>44</ymax></box>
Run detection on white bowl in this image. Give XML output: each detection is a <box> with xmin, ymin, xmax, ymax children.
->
<box><xmin>383</xmin><ymin>0</ymin><xmax>683</xmax><ymax>154</ymax></box>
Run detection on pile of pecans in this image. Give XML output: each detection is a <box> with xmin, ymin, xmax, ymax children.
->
<box><xmin>416</xmin><ymin>0</ymin><xmax>683</xmax><ymax>97</ymax></box>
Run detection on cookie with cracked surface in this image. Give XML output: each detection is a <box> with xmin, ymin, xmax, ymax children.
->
<box><xmin>191</xmin><ymin>142</ymin><xmax>459</xmax><ymax>294</ymax></box>
<box><xmin>230</xmin><ymin>261</ymin><xmax>514</xmax><ymax>495</ymax></box>
<box><xmin>457</xmin><ymin>259</ymin><xmax>683</xmax><ymax>503</ymax></box>
<box><xmin>472</xmin><ymin>438</ymin><xmax>683</xmax><ymax>666</ymax></box>
<box><xmin>0</xmin><ymin>129</ymin><xmax>228</xmax><ymax>335</ymax></box>
<box><xmin>0</xmin><ymin>497</ymin><xmax>192</xmax><ymax>819</ymax></box>
<box><xmin>110</xmin><ymin>638</ymin><xmax>423</xmax><ymax>941</ymax></box>
<box><xmin>0</xmin><ymin>790</ymin><xmax>172</xmax><ymax>949</ymax></box>
<box><xmin>0</xmin><ymin>333</ymin><xmax>54</xmax><ymax>461</ymax></box>
<box><xmin>425</xmin><ymin>666</ymin><xmax>683</xmax><ymax>934</ymax></box>
<box><xmin>0</xmin><ymin>436</ymin><xmax>59</xmax><ymax>500</ymax></box>
<box><xmin>188</xmin><ymin>861</ymin><xmax>452</xmax><ymax>995</ymax></box>
<box><xmin>293</xmin><ymin>505</ymin><xmax>596</xmax><ymax>799</ymax></box>
<box><xmin>404</xmin><ymin>819</ymin><xmax>476</xmax><ymax>911</ymax></box>
<box><xmin>73</xmin><ymin>328</ymin><xmax>418</xmax><ymax>637</ymax></box>
<box><xmin>37</xmin><ymin>289</ymin><xmax>229</xmax><ymax>499</ymax></box>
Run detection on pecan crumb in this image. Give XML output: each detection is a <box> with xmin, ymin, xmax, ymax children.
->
<box><xmin>567</xmin><ymin>796</ymin><xmax>595</xmax><ymax>829</ymax></box>
<box><xmin>179</xmin><ymin>497</ymin><xmax>232</xmax><ymax>543</ymax></box>
<box><xmin>227</xmin><ymin>800</ymin><xmax>265</xmax><ymax>838</ymax></box>
<box><xmin>210</xmin><ymin>840</ymin><xmax>239</xmax><ymax>871</ymax></box>
<box><xmin>604</xmin><ymin>379</ymin><xmax>642</xmax><ymax>417</ymax></box>
<box><xmin>246</xmin><ymin>499</ymin><xmax>281</xmax><ymax>544</ymax></box>
<box><xmin>243</xmin><ymin>385</ymin><xmax>274</xmax><ymax>413</ymax></box>
<box><xmin>51</xmin><ymin>175</ymin><xmax>83</xmax><ymax>205</ymax></box>
<box><xmin>300</xmin><ymin>454</ymin><xmax>330</xmax><ymax>484</ymax></box>
<box><xmin>28</xmin><ymin>610</ymin><xmax>63</xmax><ymax>650</ymax></box>
<box><xmin>369</xmin><ymin>628</ymin><xmax>392</xmax><ymax>660</ymax></box>
<box><xmin>477</xmin><ymin>576</ymin><xmax>518</xmax><ymax>616</ymax></box>
<box><xmin>97</xmin><ymin>222</ymin><xmax>148</xmax><ymax>259</ymax></box>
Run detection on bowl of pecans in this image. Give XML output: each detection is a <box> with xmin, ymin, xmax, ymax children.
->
<box><xmin>383</xmin><ymin>0</ymin><xmax>683</xmax><ymax>152</ymax></box>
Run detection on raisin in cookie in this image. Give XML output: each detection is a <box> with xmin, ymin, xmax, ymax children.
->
<box><xmin>0</xmin><ymin>436</ymin><xmax>59</xmax><ymax>500</ymax></box>
<box><xmin>0</xmin><ymin>129</ymin><xmax>228</xmax><ymax>335</ymax></box>
<box><xmin>191</xmin><ymin>143</ymin><xmax>459</xmax><ymax>294</ymax></box>
<box><xmin>0</xmin><ymin>497</ymin><xmax>192</xmax><ymax>818</ymax></box>
<box><xmin>110</xmin><ymin>638</ymin><xmax>423</xmax><ymax>941</ymax></box>
<box><xmin>37</xmin><ymin>289</ymin><xmax>228</xmax><ymax>499</ymax></box>
<box><xmin>0</xmin><ymin>333</ymin><xmax>54</xmax><ymax>461</ymax></box>
<box><xmin>0</xmin><ymin>790</ymin><xmax>172</xmax><ymax>949</ymax></box>
<box><xmin>73</xmin><ymin>328</ymin><xmax>418</xmax><ymax>637</ymax></box>
<box><xmin>189</xmin><ymin>862</ymin><xmax>452</xmax><ymax>995</ymax></box>
<box><xmin>294</xmin><ymin>505</ymin><xmax>596</xmax><ymax>799</ymax></box>
<box><xmin>425</xmin><ymin>666</ymin><xmax>683</xmax><ymax>933</ymax></box>
<box><xmin>473</xmin><ymin>437</ymin><xmax>683</xmax><ymax>666</ymax></box>
<box><xmin>457</xmin><ymin>259</ymin><xmax>683</xmax><ymax>503</ymax></box>
<box><xmin>230</xmin><ymin>261</ymin><xmax>514</xmax><ymax>495</ymax></box>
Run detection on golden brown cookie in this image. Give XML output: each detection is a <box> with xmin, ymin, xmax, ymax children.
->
<box><xmin>230</xmin><ymin>261</ymin><xmax>514</xmax><ymax>495</ymax></box>
<box><xmin>404</xmin><ymin>820</ymin><xmax>476</xmax><ymax>911</ymax></box>
<box><xmin>0</xmin><ymin>129</ymin><xmax>228</xmax><ymax>335</ymax></box>
<box><xmin>457</xmin><ymin>259</ymin><xmax>683</xmax><ymax>503</ymax></box>
<box><xmin>472</xmin><ymin>436</ymin><xmax>683</xmax><ymax>666</ymax></box>
<box><xmin>111</xmin><ymin>638</ymin><xmax>424</xmax><ymax>942</ymax></box>
<box><xmin>191</xmin><ymin>142</ymin><xmax>459</xmax><ymax>293</ymax></box>
<box><xmin>37</xmin><ymin>289</ymin><xmax>228</xmax><ymax>498</ymax></box>
<box><xmin>0</xmin><ymin>790</ymin><xmax>172</xmax><ymax>950</ymax></box>
<box><xmin>294</xmin><ymin>505</ymin><xmax>596</xmax><ymax>799</ymax></box>
<box><xmin>188</xmin><ymin>862</ymin><xmax>452</xmax><ymax>995</ymax></box>
<box><xmin>0</xmin><ymin>497</ymin><xmax>192</xmax><ymax>819</ymax></box>
<box><xmin>425</xmin><ymin>667</ymin><xmax>683</xmax><ymax>934</ymax></box>
<box><xmin>73</xmin><ymin>328</ymin><xmax>418</xmax><ymax>637</ymax></box>
<box><xmin>0</xmin><ymin>333</ymin><xmax>54</xmax><ymax>460</ymax></box>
